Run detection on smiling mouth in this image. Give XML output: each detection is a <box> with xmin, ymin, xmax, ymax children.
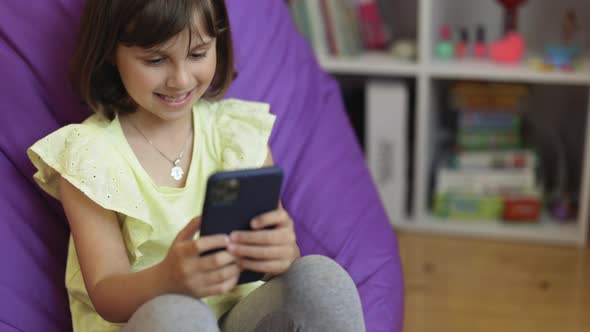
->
<box><xmin>155</xmin><ymin>91</ymin><xmax>193</xmax><ymax>103</ymax></box>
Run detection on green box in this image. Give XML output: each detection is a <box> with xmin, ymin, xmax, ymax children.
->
<box><xmin>434</xmin><ymin>192</ymin><xmax>503</xmax><ymax>220</ymax></box>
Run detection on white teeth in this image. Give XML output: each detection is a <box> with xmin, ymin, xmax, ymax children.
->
<box><xmin>160</xmin><ymin>92</ymin><xmax>189</xmax><ymax>102</ymax></box>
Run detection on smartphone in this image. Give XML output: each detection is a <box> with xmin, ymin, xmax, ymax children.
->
<box><xmin>200</xmin><ymin>166</ymin><xmax>283</xmax><ymax>284</ymax></box>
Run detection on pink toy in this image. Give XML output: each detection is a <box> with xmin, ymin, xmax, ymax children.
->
<box><xmin>490</xmin><ymin>32</ymin><xmax>525</xmax><ymax>63</ymax></box>
<box><xmin>357</xmin><ymin>0</ymin><xmax>387</xmax><ymax>50</ymax></box>
<box><xmin>440</xmin><ymin>24</ymin><xmax>451</xmax><ymax>40</ymax></box>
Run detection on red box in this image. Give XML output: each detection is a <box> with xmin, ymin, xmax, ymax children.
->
<box><xmin>503</xmin><ymin>195</ymin><xmax>541</xmax><ymax>222</ymax></box>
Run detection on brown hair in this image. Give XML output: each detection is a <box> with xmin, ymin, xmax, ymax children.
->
<box><xmin>71</xmin><ymin>0</ymin><xmax>234</xmax><ymax>118</ymax></box>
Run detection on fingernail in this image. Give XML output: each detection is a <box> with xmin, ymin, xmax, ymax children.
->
<box><xmin>230</xmin><ymin>232</ymin><xmax>239</xmax><ymax>241</ymax></box>
<box><xmin>251</xmin><ymin>219</ymin><xmax>259</xmax><ymax>228</ymax></box>
<box><xmin>228</xmin><ymin>243</ymin><xmax>235</xmax><ymax>252</ymax></box>
<box><xmin>224</xmin><ymin>235</ymin><xmax>230</xmax><ymax>244</ymax></box>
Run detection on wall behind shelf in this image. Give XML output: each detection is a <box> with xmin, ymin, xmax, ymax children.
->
<box><xmin>377</xmin><ymin>0</ymin><xmax>418</xmax><ymax>41</ymax></box>
<box><xmin>337</xmin><ymin>76</ymin><xmax>367</xmax><ymax>150</ymax></box>
<box><xmin>525</xmin><ymin>84</ymin><xmax>588</xmax><ymax>197</ymax></box>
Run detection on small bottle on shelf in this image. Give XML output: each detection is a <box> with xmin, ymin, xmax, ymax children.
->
<box><xmin>455</xmin><ymin>27</ymin><xmax>469</xmax><ymax>58</ymax></box>
<box><xmin>436</xmin><ymin>24</ymin><xmax>454</xmax><ymax>60</ymax></box>
<box><xmin>474</xmin><ymin>25</ymin><xmax>488</xmax><ymax>58</ymax></box>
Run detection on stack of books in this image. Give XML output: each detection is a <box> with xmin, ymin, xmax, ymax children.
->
<box><xmin>434</xmin><ymin>151</ymin><xmax>542</xmax><ymax>222</ymax></box>
<box><xmin>433</xmin><ymin>82</ymin><xmax>542</xmax><ymax>223</ymax></box>
<box><xmin>451</xmin><ymin>82</ymin><xmax>529</xmax><ymax>150</ymax></box>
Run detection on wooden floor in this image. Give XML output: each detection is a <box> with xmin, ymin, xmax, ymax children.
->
<box><xmin>397</xmin><ymin>231</ymin><xmax>590</xmax><ymax>332</ymax></box>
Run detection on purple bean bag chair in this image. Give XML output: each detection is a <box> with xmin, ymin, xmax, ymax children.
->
<box><xmin>0</xmin><ymin>1</ymin><xmax>403</xmax><ymax>331</ymax></box>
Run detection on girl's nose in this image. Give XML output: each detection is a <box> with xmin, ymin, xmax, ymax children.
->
<box><xmin>166</xmin><ymin>64</ymin><xmax>192</xmax><ymax>90</ymax></box>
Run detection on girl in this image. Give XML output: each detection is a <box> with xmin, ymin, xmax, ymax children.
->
<box><xmin>27</xmin><ymin>0</ymin><xmax>365</xmax><ymax>331</ymax></box>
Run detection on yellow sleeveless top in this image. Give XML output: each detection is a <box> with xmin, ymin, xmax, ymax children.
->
<box><xmin>27</xmin><ymin>99</ymin><xmax>275</xmax><ymax>332</ymax></box>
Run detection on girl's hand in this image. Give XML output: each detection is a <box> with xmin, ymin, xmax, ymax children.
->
<box><xmin>161</xmin><ymin>217</ymin><xmax>240</xmax><ymax>298</ymax></box>
<box><xmin>227</xmin><ymin>206</ymin><xmax>300</xmax><ymax>278</ymax></box>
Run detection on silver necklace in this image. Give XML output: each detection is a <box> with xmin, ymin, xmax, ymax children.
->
<box><xmin>128</xmin><ymin>119</ymin><xmax>193</xmax><ymax>181</ymax></box>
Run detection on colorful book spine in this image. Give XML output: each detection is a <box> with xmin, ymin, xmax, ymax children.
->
<box><xmin>459</xmin><ymin>112</ymin><xmax>520</xmax><ymax>130</ymax></box>
<box><xmin>320</xmin><ymin>0</ymin><xmax>338</xmax><ymax>55</ymax></box>
<box><xmin>458</xmin><ymin>130</ymin><xmax>521</xmax><ymax>150</ymax></box>
<box><xmin>452</xmin><ymin>150</ymin><xmax>537</xmax><ymax>169</ymax></box>
<box><xmin>436</xmin><ymin>167</ymin><xmax>536</xmax><ymax>195</ymax></box>
<box><xmin>302</xmin><ymin>0</ymin><xmax>329</xmax><ymax>56</ymax></box>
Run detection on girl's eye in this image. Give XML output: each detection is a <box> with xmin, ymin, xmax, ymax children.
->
<box><xmin>145</xmin><ymin>58</ymin><xmax>164</xmax><ymax>65</ymax></box>
<box><xmin>191</xmin><ymin>52</ymin><xmax>207</xmax><ymax>59</ymax></box>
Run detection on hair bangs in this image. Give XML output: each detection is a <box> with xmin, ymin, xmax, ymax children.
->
<box><xmin>119</xmin><ymin>0</ymin><xmax>219</xmax><ymax>50</ymax></box>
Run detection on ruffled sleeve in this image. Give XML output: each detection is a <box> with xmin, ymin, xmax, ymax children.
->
<box><xmin>209</xmin><ymin>99</ymin><xmax>276</xmax><ymax>170</ymax></box>
<box><xmin>26</xmin><ymin>115</ymin><xmax>149</xmax><ymax>223</ymax></box>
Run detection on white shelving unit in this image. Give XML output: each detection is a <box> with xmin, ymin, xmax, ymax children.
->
<box><xmin>314</xmin><ymin>0</ymin><xmax>590</xmax><ymax>246</ymax></box>
<box><xmin>318</xmin><ymin>52</ymin><xmax>418</xmax><ymax>76</ymax></box>
<box><xmin>429</xmin><ymin>58</ymin><xmax>590</xmax><ymax>85</ymax></box>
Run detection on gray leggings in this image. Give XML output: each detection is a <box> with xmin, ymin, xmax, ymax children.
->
<box><xmin>123</xmin><ymin>255</ymin><xmax>365</xmax><ymax>332</ymax></box>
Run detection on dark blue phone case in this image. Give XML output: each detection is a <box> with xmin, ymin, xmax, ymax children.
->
<box><xmin>200</xmin><ymin>167</ymin><xmax>283</xmax><ymax>284</ymax></box>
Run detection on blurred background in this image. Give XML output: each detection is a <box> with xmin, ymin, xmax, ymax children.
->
<box><xmin>286</xmin><ymin>0</ymin><xmax>590</xmax><ymax>331</ymax></box>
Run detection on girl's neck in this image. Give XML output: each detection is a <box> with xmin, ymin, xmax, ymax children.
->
<box><xmin>122</xmin><ymin>109</ymin><xmax>193</xmax><ymax>142</ymax></box>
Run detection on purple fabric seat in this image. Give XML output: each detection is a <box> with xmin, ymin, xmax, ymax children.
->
<box><xmin>0</xmin><ymin>1</ymin><xmax>403</xmax><ymax>331</ymax></box>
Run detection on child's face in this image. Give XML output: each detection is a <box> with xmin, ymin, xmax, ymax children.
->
<box><xmin>115</xmin><ymin>27</ymin><xmax>217</xmax><ymax>121</ymax></box>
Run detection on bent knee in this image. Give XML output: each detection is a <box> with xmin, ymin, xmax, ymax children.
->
<box><xmin>141</xmin><ymin>294</ymin><xmax>208</xmax><ymax>309</ymax></box>
<box><xmin>286</xmin><ymin>255</ymin><xmax>359</xmax><ymax>299</ymax></box>
<box><xmin>290</xmin><ymin>255</ymin><xmax>354</xmax><ymax>284</ymax></box>
<box><xmin>126</xmin><ymin>294</ymin><xmax>217</xmax><ymax>331</ymax></box>
<box><xmin>281</xmin><ymin>256</ymin><xmax>365</xmax><ymax>331</ymax></box>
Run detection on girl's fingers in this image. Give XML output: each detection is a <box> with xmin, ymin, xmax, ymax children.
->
<box><xmin>197</xmin><ymin>275</ymin><xmax>240</xmax><ymax>297</ymax></box>
<box><xmin>200</xmin><ymin>263</ymin><xmax>241</xmax><ymax>285</ymax></box>
<box><xmin>177</xmin><ymin>239</ymin><xmax>199</xmax><ymax>257</ymax></box>
<box><xmin>193</xmin><ymin>234</ymin><xmax>230</xmax><ymax>255</ymax></box>
<box><xmin>178</xmin><ymin>235</ymin><xmax>225</xmax><ymax>257</ymax></box>
<box><xmin>198</xmin><ymin>250</ymin><xmax>237</xmax><ymax>271</ymax></box>
<box><xmin>250</xmin><ymin>209</ymin><xmax>292</xmax><ymax>230</ymax></box>
<box><xmin>238</xmin><ymin>258</ymin><xmax>291</xmax><ymax>274</ymax></box>
<box><xmin>228</xmin><ymin>243</ymin><xmax>293</xmax><ymax>261</ymax></box>
<box><xmin>231</xmin><ymin>227</ymin><xmax>295</xmax><ymax>246</ymax></box>
<box><xmin>170</xmin><ymin>250</ymin><xmax>235</xmax><ymax>277</ymax></box>
<box><xmin>175</xmin><ymin>216</ymin><xmax>202</xmax><ymax>242</ymax></box>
